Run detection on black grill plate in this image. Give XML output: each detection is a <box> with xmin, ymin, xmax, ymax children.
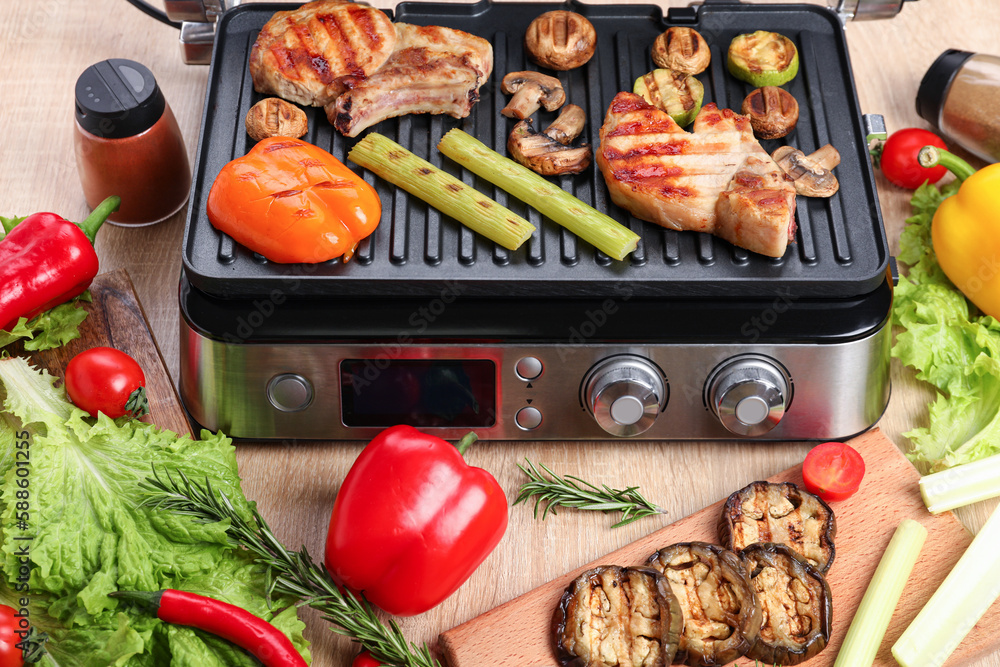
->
<box><xmin>182</xmin><ymin>0</ymin><xmax>888</xmax><ymax>300</ymax></box>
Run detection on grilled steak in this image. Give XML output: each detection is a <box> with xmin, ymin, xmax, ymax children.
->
<box><xmin>597</xmin><ymin>92</ymin><xmax>797</xmax><ymax>257</ymax></box>
<box><xmin>326</xmin><ymin>23</ymin><xmax>493</xmax><ymax>137</ymax></box>
<box><xmin>249</xmin><ymin>1</ymin><xmax>397</xmax><ymax>107</ymax></box>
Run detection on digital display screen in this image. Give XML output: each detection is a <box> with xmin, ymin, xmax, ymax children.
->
<box><xmin>340</xmin><ymin>359</ymin><xmax>497</xmax><ymax>428</ymax></box>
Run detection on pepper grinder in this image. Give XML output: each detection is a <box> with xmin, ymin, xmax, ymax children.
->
<box><xmin>74</xmin><ymin>59</ymin><xmax>191</xmax><ymax>226</ymax></box>
<box><xmin>917</xmin><ymin>50</ymin><xmax>1000</xmax><ymax>164</ymax></box>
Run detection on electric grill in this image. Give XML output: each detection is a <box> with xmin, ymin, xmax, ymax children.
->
<box><xmin>179</xmin><ymin>0</ymin><xmax>898</xmax><ymax>441</ymax></box>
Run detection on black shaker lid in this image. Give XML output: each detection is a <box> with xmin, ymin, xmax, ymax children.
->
<box><xmin>75</xmin><ymin>59</ymin><xmax>165</xmax><ymax>138</ymax></box>
<box><xmin>916</xmin><ymin>49</ymin><xmax>975</xmax><ymax>128</ymax></box>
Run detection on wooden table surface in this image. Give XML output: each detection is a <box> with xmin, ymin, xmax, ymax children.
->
<box><xmin>2</xmin><ymin>1</ymin><xmax>999</xmax><ymax>665</ymax></box>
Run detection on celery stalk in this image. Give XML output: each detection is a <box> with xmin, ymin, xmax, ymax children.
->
<box><xmin>920</xmin><ymin>452</ymin><xmax>1000</xmax><ymax>513</ymax></box>
<box><xmin>347</xmin><ymin>133</ymin><xmax>536</xmax><ymax>251</ymax></box>
<box><xmin>892</xmin><ymin>504</ymin><xmax>1000</xmax><ymax>667</ymax></box>
<box><xmin>437</xmin><ymin>129</ymin><xmax>640</xmax><ymax>261</ymax></box>
<box><xmin>833</xmin><ymin>519</ymin><xmax>927</xmax><ymax>667</ymax></box>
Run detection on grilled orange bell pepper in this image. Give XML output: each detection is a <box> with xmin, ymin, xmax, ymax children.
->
<box><xmin>207</xmin><ymin>137</ymin><xmax>380</xmax><ymax>264</ymax></box>
<box><xmin>920</xmin><ymin>146</ymin><xmax>1000</xmax><ymax>319</ymax></box>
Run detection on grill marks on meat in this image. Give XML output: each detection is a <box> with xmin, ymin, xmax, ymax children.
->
<box><xmin>249</xmin><ymin>1</ymin><xmax>492</xmax><ymax>137</ymax></box>
<box><xmin>553</xmin><ymin>566</ymin><xmax>682</xmax><ymax>667</ymax></box>
<box><xmin>718</xmin><ymin>482</ymin><xmax>837</xmax><ymax>574</ymax></box>
<box><xmin>326</xmin><ymin>23</ymin><xmax>494</xmax><ymax>138</ymax></box>
<box><xmin>249</xmin><ymin>1</ymin><xmax>397</xmax><ymax>107</ymax></box>
<box><xmin>597</xmin><ymin>92</ymin><xmax>797</xmax><ymax>257</ymax></box>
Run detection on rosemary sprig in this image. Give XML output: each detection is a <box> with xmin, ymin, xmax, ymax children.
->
<box><xmin>138</xmin><ymin>466</ymin><xmax>439</xmax><ymax>667</ymax></box>
<box><xmin>513</xmin><ymin>459</ymin><xmax>668</xmax><ymax>528</ymax></box>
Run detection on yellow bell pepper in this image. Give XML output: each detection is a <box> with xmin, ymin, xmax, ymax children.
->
<box><xmin>920</xmin><ymin>146</ymin><xmax>1000</xmax><ymax>319</ymax></box>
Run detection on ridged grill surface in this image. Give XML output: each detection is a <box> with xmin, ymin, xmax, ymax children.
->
<box><xmin>183</xmin><ymin>1</ymin><xmax>888</xmax><ymax>299</ymax></box>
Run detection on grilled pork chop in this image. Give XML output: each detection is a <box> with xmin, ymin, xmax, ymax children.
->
<box><xmin>249</xmin><ymin>1</ymin><xmax>397</xmax><ymax>107</ymax></box>
<box><xmin>326</xmin><ymin>23</ymin><xmax>494</xmax><ymax>137</ymax></box>
<box><xmin>249</xmin><ymin>1</ymin><xmax>493</xmax><ymax>137</ymax></box>
<box><xmin>597</xmin><ymin>92</ymin><xmax>797</xmax><ymax>257</ymax></box>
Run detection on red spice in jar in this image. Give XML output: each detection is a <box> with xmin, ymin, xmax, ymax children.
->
<box><xmin>74</xmin><ymin>59</ymin><xmax>191</xmax><ymax>226</ymax></box>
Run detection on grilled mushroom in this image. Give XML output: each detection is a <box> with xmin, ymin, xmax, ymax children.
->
<box><xmin>543</xmin><ymin>103</ymin><xmax>587</xmax><ymax>145</ymax></box>
<box><xmin>501</xmin><ymin>71</ymin><xmax>566</xmax><ymax>119</ymax></box>
<box><xmin>719</xmin><ymin>481</ymin><xmax>837</xmax><ymax>573</ymax></box>
<box><xmin>245</xmin><ymin>97</ymin><xmax>309</xmax><ymax>142</ymax></box>
<box><xmin>507</xmin><ymin>105</ymin><xmax>592</xmax><ymax>176</ymax></box>
<box><xmin>525</xmin><ymin>10</ymin><xmax>597</xmax><ymax>71</ymax></box>
<box><xmin>646</xmin><ymin>543</ymin><xmax>762</xmax><ymax>667</ymax></box>
<box><xmin>741</xmin><ymin>543</ymin><xmax>833</xmax><ymax>666</ymax></box>
<box><xmin>651</xmin><ymin>27</ymin><xmax>710</xmax><ymax>75</ymax></box>
<box><xmin>742</xmin><ymin>86</ymin><xmax>799</xmax><ymax>139</ymax></box>
<box><xmin>771</xmin><ymin>145</ymin><xmax>841</xmax><ymax>197</ymax></box>
<box><xmin>553</xmin><ymin>565</ymin><xmax>683</xmax><ymax>667</ymax></box>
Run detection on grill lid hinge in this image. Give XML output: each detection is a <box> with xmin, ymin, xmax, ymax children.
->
<box><xmin>165</xmin><ymin>0</ymin><xmax>243</xmax><ymax>64</ymax></box>
<box><xmin>828</xmin><ymin>0</ymin><xmax>919</xmax><ymax>23</ymax></box>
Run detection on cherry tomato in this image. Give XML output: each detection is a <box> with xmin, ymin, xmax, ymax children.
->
<box><xmin>876</xmin><ymin>128</ymin><xmax>948</xmax><ymax>189</ymax></box>
<box><xmin>0</xmin><ymin>604</ymin><xmax>24</xmax><ymax>667</ymax></box>
<box><xmin>352</xmin><ymin>650</ymin><xmax>382</xmax><ymax>667</ymax></box>
<box><xmin>64</xmin><ymin>347</ymin><xmax>148</xmax><ymax>419</ymax></box>
<box><xmin>802</xmin><ymin>441</ymin><xmax>866</xmax><ymax>502</ymax></box>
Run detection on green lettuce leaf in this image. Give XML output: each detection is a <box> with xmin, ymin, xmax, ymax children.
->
<box><xmin>0</xmin><ymin>214</ymin><xmax>27</xmax><ymax>238</ymax></box>
<box><xmin>893</xmin><ymin>180</ymin><xmax>1000</xmax><ymax>471</ymax></box>
<box><xmin>0</xmin><ymin>295</ymin><xmax>92</xmax><ymax>352</ymax></box>
<box><xmin>0</xmin><ymin>356</ymin><xmax>311</xmax><ymax>665</ymax></box>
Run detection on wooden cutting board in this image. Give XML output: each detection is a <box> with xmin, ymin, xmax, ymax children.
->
<box><xmin>11</xmin><ymin>269</ymin><xmax>192</xmax><ymax>438</ymax></box>
<box><xmin>439</xmin><ymin>428</ymin><xmax>1000</xmax><ymax>667</ymax></box>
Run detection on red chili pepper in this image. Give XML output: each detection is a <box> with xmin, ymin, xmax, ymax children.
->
<box><xmin>352</xmin><ymin>650</ymin><xmax>382</xmax><ymax>667</ymax></box>
<box><xmin>109</xmin><ymin>589</ymin><xmax>306</xmax><ymax>667</ymax></box>
<box><xmin>325</xmin><ymin>425</ymin><xmax>509</xmax><ymax>617</ymax></box>
<box><xmin>0</xmin><ymin>196</ymin><xmax>119</xmax><ymax>331</ymax></box>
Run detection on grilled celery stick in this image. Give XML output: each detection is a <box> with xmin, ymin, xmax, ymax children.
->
<box><xmin>892</xmin><ymin>504</ymin><xmax>1000</xmax><ymax>667</ymax></box>
<box><xmin>920</xmin><ymin>453</ymin><xmax>1000</xmax><ymax>513</ymax></box>
<box><xmin>833</xmin><ymin>519</ymin><xmax>926</xmax><ymax>667</ymax></box>
<box><xmin>348</xmin><ymin>133</ymin><xmax>536</xmax><ymax>251</ymax></box>
<box><xmin>437</xmin><ymin>129</ymin><xmax>640</xmax><ymax>261</ymax></box>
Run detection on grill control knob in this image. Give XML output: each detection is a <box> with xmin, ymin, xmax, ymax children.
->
<box><xmin>706</xmin><ymin>356</ymin><xmax>791</xmax><ymax>436</ymax></box>
<box><xmin>583</xmin><ymin>356</ymin><xmax>667</xmax><ymax>437</ymax></box>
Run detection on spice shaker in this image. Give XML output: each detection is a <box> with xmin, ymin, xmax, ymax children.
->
<box><xmin>917</xmin><ymin>50</ymin><xmax>1000</xmax><ymax>164</ymax></box>
<box><xmin>74</xmin><ymin>59</ymin><xmax>191</xmax><ymax>226</ymax></box>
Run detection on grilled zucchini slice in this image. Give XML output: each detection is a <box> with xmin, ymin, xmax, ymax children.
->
<box><xmin>633</xmin><ymin>69</ymin><xmax>704</xmax><ymax>127</ymax></box>
<box><xmin>727</xmin><ymin>31</ymin><xmax>799</xmax><ymax>87</ymax></box>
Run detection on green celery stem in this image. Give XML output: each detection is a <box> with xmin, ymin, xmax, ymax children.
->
<box><xmin>108</xmin><ymin>589</ymin><xmax>163</xmax><ymax>612</ymax></box>
<box><xmin>455</xmin><ymin>433</ymin><xmax>479</xmax><ymax>456</ymax></box>
<box><xmin>78</xmin><ymin>195</ymin><xmax>121</xmax><ymax>244</ymax></box>
<box><xmin>918</xmin><ymin>146</ymin><xmax>976</xmax><ymax>182</ymax></box>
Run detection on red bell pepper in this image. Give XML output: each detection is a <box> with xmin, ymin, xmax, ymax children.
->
<box><xmin>0</xmin><ymin>196</ymin><xmax>119</xmax><ymax>331</ymax></box>
<box><xmin>325</xmin><ymin>425</ymin><xmax>508</xmax><ymax>617</ymax></box>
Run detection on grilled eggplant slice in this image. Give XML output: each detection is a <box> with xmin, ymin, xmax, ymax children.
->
<box><xmin>742</xmin><ymin>543</ymin><xmax>832</xmax><ymax>665</ymax></box>
<box><xmin>646</xmin><ymin>543</ymin><xmax>762</xmax><ymax>666</ymax></box>
<box><xmin>553</xmin><ymin>565</ymin><xmax>683</xmax><ymax>667</ymax></box>
<box><xmin>719</xmin><ymin>481</ymin><xmax>837</xmax><ymax>573</ymax></box>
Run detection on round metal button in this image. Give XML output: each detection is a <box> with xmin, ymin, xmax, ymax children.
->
<box><xmin>515</xmin><ymin>406</ymin><xmax>543</xmax><ymax>430</ymax></box>
<box><xmin>735</xmin><ymin>395</ymin><xmax>770</xmax><ymax>425</ymax></box>
<box><xmin>266</xmin><ymin>373</ymin><xmax>314</xmax><ymax>412</ymax></box>
<box><xmin>610</xmin><ymin>395</ymin><xmax>646</xmax><ymax>426</ymax></box>
<box><xmin>515</xmin><ymin>356</ymin><xmax>543</xmax><ymax>381</ymax></box>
